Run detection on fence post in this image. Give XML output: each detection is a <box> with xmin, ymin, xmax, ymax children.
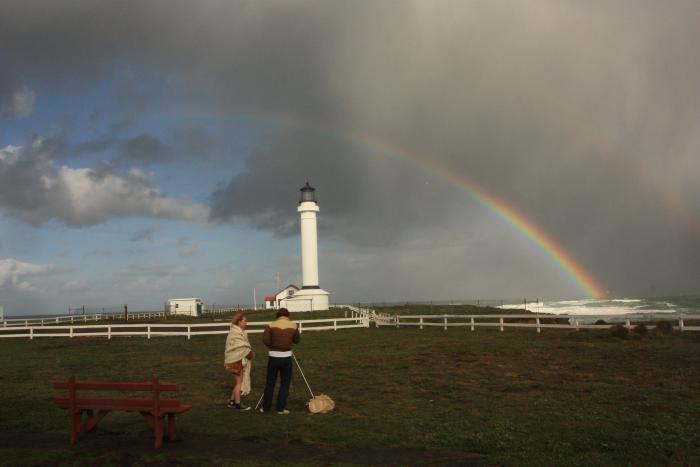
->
<box><xmin>420</xmin><ymin>317</ymin><xmax>423</xmax><ymax>330</ymax></box>
<box><xmin>470</xmin><ymin>317</ymin><xmax>475</xmax><ymax>332</ymax></box>
<box><xmin>41</xmin><ymin>319</ymin><xmax>44</xmax><ymax>326</ymax></box>
<box><xmin>443</xmin><ymin>315</ymin><xmax>447</xmax><ymax>331</ymax></box>
<box><xmin>148</xmin><ymin>325</ymin><xmax>151</xmax><ymax>340</ymax></box>
<box><xmin>536</xmin><ymin>316</ymin><xmax>541</xmax><ymax>333</ymax></box>
<box><xmin>679</xmin><ymin>315</ymin><xmax>684</xmax><ymax>332</ymax></box>
<box><xmin>625</xmin><ymin>319</ymin><xmax>631</xmax><ymax>329</ymax></box>
<box><xmin>299</xmin><ymin>322</ymin><xmax>303</xmax><ymax>334</ymax></box>
<box><xmin>395</xmin><ymin>313</ymin><xmax>399</xmax><ymax>329</ymax></box>
<box><xmin>108</xmin><ymin>326</ymin><xmax>111</xmax><ymax>340</ymax></box>
<box><xmin>500</xmin><ymin>317</ymin><xmax>504</xmax><ymax>332</ymax></box>
<box><xmin>70</xmin><ymin>327</ymin><xmax>73</xmax><ymax>338</ymax></box>
<box><xmin>30</xmin><ymin>327</ymin><xmax>33</xmax><ymax>340</ymax></box>
<box><xmin>576</xmin><ymin>319</ymin><xmax>580</xmax><ymax>331</ymax></box>
<box><xmin>334</xmin><ymin>320</ymin><xmax>337</xmax><ymax>331</ymax></box>
<box><xmin>187</xmin><ymin>326</ymin><xmax>191</xmax><ymax>340</ymax></box>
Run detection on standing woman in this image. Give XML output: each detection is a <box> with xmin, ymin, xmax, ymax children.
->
<box><xmin>224</xmin><ymin>312</ymin><xmax>255</xmax><ymax>410</ymax></box>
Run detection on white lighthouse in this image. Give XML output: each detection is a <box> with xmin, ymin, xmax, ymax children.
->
<box><xmin>280</xmin><ymin>182</ymin><xmax>330</xmax><ymax>312</ymax></box>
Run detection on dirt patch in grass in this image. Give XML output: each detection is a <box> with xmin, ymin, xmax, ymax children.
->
<box><xmin>0</xmin><ymin>431</ymin><xmax>490</xmax><ymax>466</ymax></box>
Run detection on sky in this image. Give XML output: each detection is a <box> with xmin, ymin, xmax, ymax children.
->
<box><xmin>1</xmin><ymin>1</ymin><xmax>699</xmax><ymax>315</ymax></box>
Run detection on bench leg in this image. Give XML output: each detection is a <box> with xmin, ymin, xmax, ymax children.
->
<box><xmin>168</xmin><ymin>414</ymin><xmax>176</xmax><ymax>441</ymax></box>
<box><xmin>70</xmin><ymin>410</ymin><xmax>82</xmax><ymax>445</ymax></box>
<box><xmin>154</xmin><ymin>415</ymin><xmax>164</xmax><ymax>448</ymax></box>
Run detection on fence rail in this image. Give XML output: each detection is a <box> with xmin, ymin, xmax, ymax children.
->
<box><xmin>380</xmin><ymin>313</ymin><xmax>699</xmax><ymax>332</ymax></box>
<box><xmin>0</xmin><ymin>316</ymin><xmax>370</xmax><ymax>340</ymax></box>
<box><xmin>0</xmin><ymin>311</ymin><xmax>170</xmax><ymax>327</ymax></box>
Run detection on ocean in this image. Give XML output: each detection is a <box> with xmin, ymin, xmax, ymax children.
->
<box><xmin>499</xmin><ymin>296</ymin><xmax>700</xmax><ymax>317</ymax></box>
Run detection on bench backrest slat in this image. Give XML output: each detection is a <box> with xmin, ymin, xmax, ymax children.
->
<box><xmin>54</xmin><ymin>396</ymin><xmax>183</xmax><ymax>408</ymax></box>
<box><xmin>53</xmin><ymin>380</ymin><xmax>179</xmax><ymax>392</ymax></box>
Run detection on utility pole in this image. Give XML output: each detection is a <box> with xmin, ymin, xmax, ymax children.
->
<box><xmin>253</xmin><ymin>287</ymin><xmax>257</xmax><ymax>310</ymax></box>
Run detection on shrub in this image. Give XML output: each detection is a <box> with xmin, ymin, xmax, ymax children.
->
<box><xmin>594</xmin><ymin>319</ymin><xmax>607</xmax><ymax>325</ymax></box>
<box><xmin>609</xmin><ymin>324</ymin><xmax>629</xmax><ymax>338</ymax></box>
<box><xmin>654</xmin><ymin>320</ymin><xmax>673</xmax><ymax>335</ymax></box>
<box><xmin>631</xmin><ymin>323</ymin><xmax>648</xmax><ymax>338</ymax></box>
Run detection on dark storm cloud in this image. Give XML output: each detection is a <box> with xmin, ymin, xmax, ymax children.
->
<box><xmin>210</xmin><ymin>129</ymin><xmax>464</xmax><ymax>246</ymax></box>
<box><xmin>1</xmin><ymin>1</ymin><xmax>699</xmax><ymax>294</ymax></box>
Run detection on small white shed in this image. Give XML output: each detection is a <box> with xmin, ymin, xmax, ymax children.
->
<box><xmin>263</xmin><ymin>285</ymin><xmax>300</xmax><ymax>310</ymax></box>
<box><xmin>167</xmin><ymin>298</ymin><xmax>203</xmax><ymax>317</ymax></box>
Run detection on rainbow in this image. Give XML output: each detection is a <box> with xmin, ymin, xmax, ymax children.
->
<box><xmin>156</xmin><ymin>110</ymin><xmax>607</xmax><ymax>298</ymax></box>
<box><xmin>336</xmin><ymin>130</ymin><xmax>608</xmax><ymax>299</ymax></box>
<box><xmin>433</xmin><ymin>168</ymin><xmax>606</xmax><ymax>299</ymax></box>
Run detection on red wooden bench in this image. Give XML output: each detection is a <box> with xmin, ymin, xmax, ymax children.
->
<box><xmin>53</xmin><ymin>375</ymin><xmax>192</xmax><ymax>448</ymax></box>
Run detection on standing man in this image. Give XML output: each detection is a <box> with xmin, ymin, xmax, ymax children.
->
<box><xmin>260</xmin><ymin>308</ymin><xmax>300</xmax><ymax>414</ymax></box>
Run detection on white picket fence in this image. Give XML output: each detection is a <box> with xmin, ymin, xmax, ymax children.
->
<box><xmin>381</xmin><ymin>313</ymin><xmax>700</xmax><ymax>332</ymax></box>
<box><xmin>340</xmin><ymin>305</ymin><xmax>393</xmax><ymax>325</ymax></box>
<box><xmin>0</xmin><ymin>316</ymin><xmax>370</xmax><ymax>340</ymax></box>
<box><xmin>2</xmin><ymin>308</ymin><xmax>697</xmax><ymax>340</ymax></box>
<box><xmin>0</xmin><ymin>312</ymin><xmax>167</xmax><ymax>327</ymax></box>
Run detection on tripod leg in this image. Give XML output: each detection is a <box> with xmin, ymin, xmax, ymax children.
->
<box><xmin>292</xmin><ymin>353</ymin><xmax>314</xmax><ymax>398</ymax></box>
<box><xmin>254</xmin><ymin>392</ymin><xmax>264</xmax><ymax>411</ymax></box>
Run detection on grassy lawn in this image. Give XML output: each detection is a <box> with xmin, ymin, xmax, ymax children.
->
<box><xmin>0</xmin><ymin>325</ymin><xmax>698</xmax><ymax>466</ymax></box>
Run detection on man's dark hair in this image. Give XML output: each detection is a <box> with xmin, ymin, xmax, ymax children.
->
<box><xmin>276</xmin><ymin>308</ymin><xmax>290</xmax><ymax>318</ymax></box>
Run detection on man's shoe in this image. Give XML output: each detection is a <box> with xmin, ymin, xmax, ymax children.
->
<box><xmin>227</xmin><ymin>400</ymin><xmax>236</xmax><ymax>408</ymax></box>
<box><xmin>277</xmin><ymin>409</ymin><xmax>290</xmax><ymax>415</ymax></box>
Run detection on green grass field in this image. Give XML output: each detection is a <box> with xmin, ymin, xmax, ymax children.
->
<box><xmin>1</xmin><ymin>323</ymin><xmax>698</xmax><ymax>466</ymax></box>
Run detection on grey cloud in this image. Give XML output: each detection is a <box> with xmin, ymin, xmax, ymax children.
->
<box><xmin>118</xmin><ymin>134</ymin><xmax>174</xmax><ymax>165</ymax></box>
<box><xmin>0</xmin><ymin>83</ymin><xmax>35</xmax><ymax>119</ymax></box>
<box><xmin>82</xmin><ymin>249</ymin><xmax>113</xmax><ymax>258</ymax></box>
<box><xmin>0</xmin><ymin>258</ymin><xmax>71</xmax><ymax>290</ymax></box>
<box><xmin>114</xmin><ymin>262</ymin><xmax>193</xmax><ymax>277</ymax></box>
<box><xmin>74</xmin><ymin>126</ymin><xmax>218</xmax><ymax>164</ymax></box>
<box><xmin>130</xmin><ymin>227</ymin><xmax>156</xmax><ymax>243</ymax></box>
<box><xmin>75</xmin><ymin>137</ymin><xmax>117</xmax><ymax>155</ymax></box>
<box><xmin>0</xmin><ymin>139</ymin><xmax>209</xmax><ymax>226</ymax></box>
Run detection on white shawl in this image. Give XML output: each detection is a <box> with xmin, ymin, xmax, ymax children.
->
<box><xmin>224</xmin><ymin>325</ymin><xmax>253</xmax><ymax>395</ymax></box>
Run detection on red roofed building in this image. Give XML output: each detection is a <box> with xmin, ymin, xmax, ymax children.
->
<box><xmin>264</xmin><ymin>285</ymin><xmax>300</xmax><ymax>309</ymax></box>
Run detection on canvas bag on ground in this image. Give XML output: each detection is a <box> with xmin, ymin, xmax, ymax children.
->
<box><xmin>307</xmin><ymin>394</ymin><xmax>335</xmax><ymax>414</ymax></box>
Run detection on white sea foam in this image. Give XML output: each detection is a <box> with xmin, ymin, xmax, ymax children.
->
<box><xmin>499</xmin><ymin>298</ymin><xmax>680</xmax><ymax>316</ymax></box>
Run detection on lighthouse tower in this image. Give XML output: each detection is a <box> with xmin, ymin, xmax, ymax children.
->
<box><xmin>281</xmin><ymin>182</ymin><xmax>330</xmax><ymax>312</ymax></box>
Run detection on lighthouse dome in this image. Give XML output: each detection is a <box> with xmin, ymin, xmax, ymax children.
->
<box><xmin>299</xmin><ymin>181</ymin><xmax>316</xmax><ymax>203</ymax></box>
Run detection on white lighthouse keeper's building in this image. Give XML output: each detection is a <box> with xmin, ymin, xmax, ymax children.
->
<box><xmin>280</xmin><ymin>182</ymin><xmax>330</xmax><ymax>312</ymax></box>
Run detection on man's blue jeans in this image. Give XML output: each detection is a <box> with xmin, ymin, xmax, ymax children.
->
<box><xmin>263</xmin><ymin>356</ymin><xmax>293</xmax><ymax>412</ymax></box>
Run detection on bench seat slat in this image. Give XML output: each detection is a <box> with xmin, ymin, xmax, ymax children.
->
<box><xmin>53</xmin><ymin>381</ymin><xmax>179</xmax><ymax>392</ymax></box>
